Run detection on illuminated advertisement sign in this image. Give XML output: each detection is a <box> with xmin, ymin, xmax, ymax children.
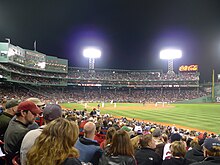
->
<box><xmin>179</xmin><ymin>65</ymin><xmax>198</xmax><ymax>71</ymax></box>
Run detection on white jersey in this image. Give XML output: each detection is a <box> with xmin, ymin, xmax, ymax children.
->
<box><xmin>163</xmin><ymin>143</ymin><xmax>171</xmax><ymax>160</ymax></box>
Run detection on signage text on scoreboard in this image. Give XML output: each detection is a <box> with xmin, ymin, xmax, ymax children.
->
<box><xmin>179</xmin><ymin>65</ymin><xmax>198</xmax><ymax>71</ymax></box>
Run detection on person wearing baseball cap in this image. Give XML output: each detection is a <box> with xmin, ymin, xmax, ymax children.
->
<box><xmin>26</xmin><ymin>97</ymin><xmax>45</xmax><ymax>109</ymax></box>
<box><xmin>3</xmin><ymin>101</ymin><xmax>41</xmax><ymax>162</ymax></box>
<box><xmin>20</xmin><ymin>104</ymin><xmax>62</xmax><ymax>165</ymax></box>
<box><xmin>191</xmin><ymin>138</ymin><xmax>220</xmax><ymax>165</ymax></box>
<box><xmin>25</xmin><ymin>97</ymin><xmax>45</xmax><ymax>130</ymax></box>
<box><xmin>0</xmin><ymin>99</ymin><xmax>20</xmax><ymax>140</ymax></box>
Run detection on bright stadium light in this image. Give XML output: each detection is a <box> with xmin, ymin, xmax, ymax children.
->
<box><xmin>160</xmin><ymin>48</ymin><xmax>182</xmax><ymax>74</ymax></box>
<box><xmin>160</xmin><ymin>49</ymin><xmax>182</xmax><ymax>59</ymax></box>
<box><xmin>83</xmin><ymin>47</ymin><xmax>101</xmax><ymax>59</ymax></box>
<box><xmin>83</xmin><ymin>47</ymin><xmax>101</xmax><ymax>71</ymax></box>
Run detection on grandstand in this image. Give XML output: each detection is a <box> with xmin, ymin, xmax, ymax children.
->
<box><xmin>0</xmin><ymin>42</ymin><xmax>211</xmax><ymax>103</ymax></box>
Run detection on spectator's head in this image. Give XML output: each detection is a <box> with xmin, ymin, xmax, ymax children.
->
<box><xmin>27</xmin><ymin>118</ymin><xmax>79</xmax><ymax>165</ymax></box>
<box><xmin>186</xmin><ymin>137</ymin><xmax>193</xmax><ymax>149</ymax></box>
<box><xmin>152</xmin><ymin>128</ymin><xmax>162</xmax><ymax>137</ymax></box>
<box><xmin>95</xmin><ymin>123</ymin><xmax>101</xmax><ymax>133</ymax></box>
<box><xmin>5</xmin><ymin>99</ymin><xmax>20</xmax><ymax>115</ymax></box>
<box><xmin>105</xmin><ymin>127</ymin><xmax>116</xmax><ymax>146</ymax></box>
<box><xmin>139</xmin><ymin>134</ymin><xmax>156</xmax><ymax>149</ymax></box>
<box><xmin>190</xmin><ymin>140</ymin><xmax>199</xmax><ymax>149</ymax></box>
<box><xmin>170</xmin><ymin>141</ymin><xmax>187</xmax><ymax>158</ymax></box>
<box><xmin>66</xmin><ymin>114</ymin><xmax>77</xmax><ymax>121</ymax></box>
<box><xmin>203</xmin><ymin>138</ymin><xmax>220</xmax><ymax>157</ymax></box>
<box><xmin>0</xmin><ymin>98</ymin><xmax>7</xmax><ymax>110</ymax></box>
<box><xmin>16</xmin><ymin>101</ymin><xmax>42</xmax><ymax>125</ymax></box>
<box><xmin>84</xmin><ymin>121</ymin><xmax>96</xmax><ymax>139</ymax></box>
<box><xmin>131</xmin><ymin>135</ymin><xmax>140</xmax><ymax>150</ymax></box>
<box><xmin>43</xmin><ymin>104</ymin><xmax>62</xmax><ymax>124</ymax></box>
<box><xmin>109</xmin><ymin>129</ymin><xmax>134</xmax><ymax>156</ymax></box>
<box><xmin>171</xmin><ymin>133</ymin><xmax>182</xmax><ymax>143</ymax></box>
<box><xmin>198</xmin><ymin>133</ymin><xmax>205</xmax><ymax>146</ymax></box>
<box><xmin>121</xmin><ymin>125</ymin><xmax>131</xmax><ymax>132</ymax></box>
<box><xmin>162</xmin><ymin>133</ymin><xmax>168</xmax><ymax>143</ymax></box>
<box><xmin>26</xmin><ymin>97</ymin><xmax>45</xmax><ymax>110</ymax></box>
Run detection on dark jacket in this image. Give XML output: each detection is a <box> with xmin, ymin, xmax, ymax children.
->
<box><xmin>0</xmin><ymin>112</ymin><xmax>14</xmax><ymax>140</ymax></box>
<box><xmin>185</xmin><ymin>146</ymin><xmax>204</xmax><ymax>162</ymax></box>
<box><xmin>99</xmin><ymin>154</ymin><xmax>136</xmax><ymax>165</ymax></box>
<box><xmin>75</xmin><ymin>137</ymin><xmax>103</xmax><ymax>165</ymax></box>
<box><xmin>155</xmin><ymin>143</ymin><xmax>165</xmax><ymax>159</ymax></box>
<box><xmin>190</xmin><ymin>156</ymin><xmax>220</xmax><ymax>165</ymax></box>
<box><xmin>135</xmin><ymin>147</ymin><xmax>162</xmax><ymax>165</ymax></box>
<box><xmin>62</xmin><ymin>157</ymin><xmax>82</xmax><ymax>165</ymax></box>
<box><xmin>162</xmin><ymin>157</ymin><xmax>195</xmax><ymax>165</ymax></box>
<box><xmin>4</xmin><ymin>119</ymin><xmax>29</xmax><ymax>155</ymax></box>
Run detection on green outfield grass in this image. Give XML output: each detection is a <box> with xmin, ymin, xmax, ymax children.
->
<box><xmin>60</xmin><ymin>102</ymin><xmax>220</xmax><ymax>134</ymax></box>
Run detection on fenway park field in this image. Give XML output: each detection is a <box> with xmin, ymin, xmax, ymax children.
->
<box><xmin>60</xmin><ymin>103</ymin><xmax>220</xmax><ymax>134</ymax></box>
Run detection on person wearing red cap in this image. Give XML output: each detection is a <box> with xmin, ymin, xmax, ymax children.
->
<box><xmin>20</xmin><ymin>104</ymin><xmax>62</xmax><ymax>165</ymax></box>
<box><xmin>3</xmin><ymin>101</ymin><xmax>42</xmax><ymax>164</ymax></box>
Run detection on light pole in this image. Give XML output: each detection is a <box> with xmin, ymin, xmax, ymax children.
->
<box><xmin>160</xmin><ymin>49</ymin><xmax>182</xmax><ymax>74</ymax></box>
<box><xmin>83</xmin><ymin>47</ymin><xmax>101</xmax><ymax>72</ymax></box>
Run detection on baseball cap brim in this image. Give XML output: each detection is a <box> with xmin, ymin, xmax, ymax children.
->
<box><xmin>30</xmin><ymin>106</ymin><xmax>42</xmax><ymax>114</ymax></box>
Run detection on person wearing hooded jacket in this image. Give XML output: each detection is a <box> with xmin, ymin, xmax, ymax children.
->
<box><xmin>185</xmin><ymin>137</ymin><xmax>205</xmax><ymax>162</ymax></box>
<box><xmin>190</xmin><ymin>138</ymin><xmax>220</xmax><ymax>165</ymax></box>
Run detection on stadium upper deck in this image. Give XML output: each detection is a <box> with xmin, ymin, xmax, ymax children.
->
<box><xmin>0</xmin><ymin>42</ymin><xmax>199</xmax><ymax>88</ymax></box>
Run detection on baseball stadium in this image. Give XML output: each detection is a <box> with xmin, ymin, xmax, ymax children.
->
<box><xmin>0</xmin><ymin>42</ymin><xmax>220</xmax><ymax>165</ymax></box>
<box><xmin>1</xmin><ymin>42</ymin><xmax>220</xmax><ymax>164</ymax></box>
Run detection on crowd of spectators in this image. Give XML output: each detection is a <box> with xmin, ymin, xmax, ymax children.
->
<box><xmin>10</xmin><ymin>73</ymin><xmax>67</xmax><ymax>85</ymax></box>
<box><xmin>0</xmin><ymin>63</ymin><xmax>199</xmax><ymax>86</ymax></box>
<box><xmin>0</xmin><ymin>96</ymin><xmax>220</xmax><ymax>165</ymax></box>
<box><xmin>0</xmin><ymin>84</ymin><xmax>207</xmax><ymax>104</ymax></box>
<box><xmin>68</xmin><ymin>68</ymin><xmax>200</xmax><ymax>81</ymax></box>
<box><xmin>0</xmin><ymin>63</ymin><xmax>67</xmax><ymax>78</ymax></box>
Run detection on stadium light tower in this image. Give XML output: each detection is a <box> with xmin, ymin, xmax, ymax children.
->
<box><xmin>160</xmin><ymin>48</ymin><xmax>182</xmax><ymax>74</ymax></box>
<box><xmin>83</xmin><ymin>47</ymin><xmax>101</xmax><ymax>72</ymax></box>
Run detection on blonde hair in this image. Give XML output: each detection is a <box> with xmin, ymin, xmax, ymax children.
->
<box><xmin>27</xmin><ymin>118</ymin><xmax>79</xmax><ymax>165</ymax></box>
<box><xmin>170</xmin><ymin>141</ymin><xmax>186</xmax><ymax>158</ymax></box>
<box><xmin>139</xmin><ymin>134</ymin><xmax>153</xmax><ymax>148</ymax></box>
<box><xmin>131</xmin><ymin>135</ymin><xmax>140</xmax><ymax>150</ymax></box>
<box><xmin>204</xmin><ymin>147</ymin><xmax>220</xmax><ymax>157</ymax></box>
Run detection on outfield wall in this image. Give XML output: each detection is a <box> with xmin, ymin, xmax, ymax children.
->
<box><xmin>177</xmin><ymin>83</ymin><xmax>220</xmax><ymax>104</ymax></box>
<box><xmin>214</xmin><ymin>84</ymin><xmax>220</xmax><ymax>97</ymax></box>
<box><xmin>176</xmin><ymin>95</ymin><xmax>213</xmax><ymax>104</ymax></box>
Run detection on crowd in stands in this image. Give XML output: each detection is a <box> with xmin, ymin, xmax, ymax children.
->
<box><xmin>10</xmin><ymin>73</ymin><xmax>67</xmax><ymax>85</ymax></box>
<box><xmin>0</xmin><ymin>63</ymin><xmax>199</xmax><ymax>84</ymax></box>
<box><xmin>0</xmin><ymin>96</ymin><xmax>220</xmax><ymax>165</ymax></box>
<box><xmin>0</xmin><ymin>84</ymin><xmax>207</xmax><ymax>104</ymax></box>
<box><xmin>0</xmin><ymin>63</ymin><xmax>67</xmax><ymax>78</ymax></box>
<box><xmin>68</xmin><ymin>68</ymin><xmax>199</xmax><ymax>81</ymax></box>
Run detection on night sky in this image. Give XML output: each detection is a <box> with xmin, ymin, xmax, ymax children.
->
<box><xmin>1</xmin><ymin>0</ymin><xmax>220</xmax><ymax>82</ymax></box>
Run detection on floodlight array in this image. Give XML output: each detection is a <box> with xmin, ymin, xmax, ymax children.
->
<box><xmin>83</xmin><ymin>47</ymin><xmax>101</xmax><ymax>59</ymax></box>
<box><xmin>160</xmin><ymin>49</ymin><xmax>182</xmax><ymax>60</ymax></box>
